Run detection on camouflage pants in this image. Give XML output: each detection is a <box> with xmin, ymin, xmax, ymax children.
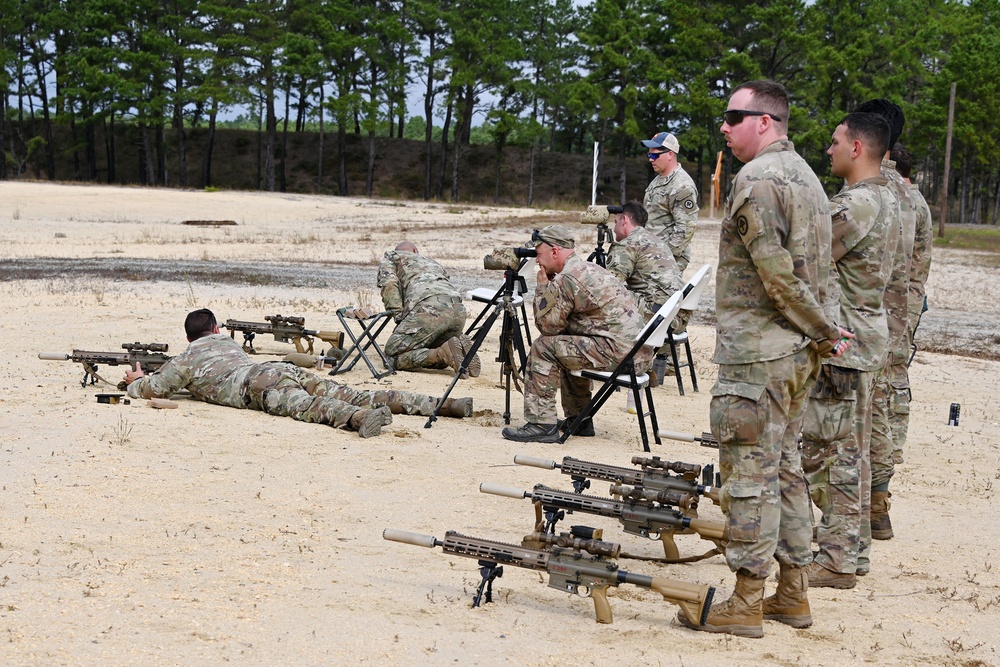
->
<box><xmin>801</xmin><ymin>366</ymin><xmax>875</xmax><ymax>573</ymax></box>
<box><xmin>243</xmin><ymin>363</ymin><xmax>439</xmax><ymax>428</ymax></box>
<box><xmin>523</xmin><ymin>334</ymin><xmax>640</xmax><ymax>424</ymax></box>
<box><xmin>871</xmin><ymin>362</ymin><xmax>909</xmax><ymax>489</ymax></box>
<box><xmin>711</xmin><ymin>347</ymin><xmax>819</xmax><ymax>579</ymax></box>
<box><xmin>385</xmin><ymin>296</ymin><xmax>466</xmax><ymax>371</ymax></box>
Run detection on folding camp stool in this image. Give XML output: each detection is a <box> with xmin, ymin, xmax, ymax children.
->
<box><xmin>327</xmin><ymin>307</ymin><xmax>395</xmax><ymax>379</ymax></box>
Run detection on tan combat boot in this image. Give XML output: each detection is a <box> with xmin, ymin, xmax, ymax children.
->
<box><xmin>429</xmin><ymin>337</ymin><xmax>468</xmax><ymax>377</ymax></box>
<box><xmin>457</xmin><ymin>334</ymin><xmax>481</xmax><ymax>377</ymax></box>
<box><xmin>348</xmin><ymin>406</ymin><xmax>392</xmax><ymax>438</ymax></box>
<box><xmin>762</xmin><ymin>564</ymin><xmax>813</xmax><ymax>628</ymax></box>
<box><xmin>676</xmin><ymin>572</ymin><xmax>765</xmax><ymax>638</ymax></box>
<box><xmin>439</xmin><ymin>397</ymin><xmax>474</xmax><ymax>418</ymax></box>
<box><xmin>871</xmin><ymin>490</ymin><xmax>894</xmax><ymax>540</ymax></box>
<box><xmin>805</xmin><ymin>561</ymin><xmax>856</xmax><ymax>589</ymax></box>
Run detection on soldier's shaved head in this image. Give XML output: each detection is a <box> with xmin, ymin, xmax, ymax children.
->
<box><xmin>396</xmin><ymin>241</ymin><xmax>418</xmax><ymax>253</ymax></box>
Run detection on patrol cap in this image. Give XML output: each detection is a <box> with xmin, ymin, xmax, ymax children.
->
<box><xmin>529</xmin><ymin>225</ymin><xmax>575</xmax><ymax>249</ymax></box>
<box><xmin>641</xmin><ymin>131</ymin><xmax>680</xmax><ymax>153</ymax></box>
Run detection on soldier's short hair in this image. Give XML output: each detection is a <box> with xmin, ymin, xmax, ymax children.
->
<box><xmin>839</xmin><ymin>112</ymin><xmax>891</xmax><ymax>160</ymax></box>
<box><xmin>856</xmin><ymin>99</ymin><xmax>905</xmax><ymax>149</ymax></box>
<box><xmin>890</xmin><ymin>143</ymin><xmax>914</xmax><ymax>179</ymax></box>
<box><xmin>185</xmin><ymin>308</ymin><xmax>217</xmax><ymax>340</ymax></box>
<box><xmin>621</xmin><ymin>200</ymin><xmax>648</xmax><ymax>227</ymax></box>
<box><xmin>731</xmin><ymin>80</ymin><xmax>789</xmax><ymax>130</ymax></box>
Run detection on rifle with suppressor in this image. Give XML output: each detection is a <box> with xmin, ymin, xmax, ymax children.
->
<box><xmin>382</xmin><ymin>526</ymin><xmax>714</xmax><ymax>626</ymax></box>
<box><xmin>39</xmin><ymin>342</ymin><xmax>172</xmax><ymax>389</ymax></box>
<box><xmin>481</xmin><ymin>483</ymin><xmax>726</xmax><ymax>562</ymax></box>
<box><xmin>514</xmin><ymin>454</ymin><xmax>721</xmax><ymax>506</ymax></box>
<box><xmin>657</xmin><ymin>430</ymin><xmax>720</xmax><ymax>448</ymax></box>
<box><xmin>222</xmin><ymin>314</ymin><xmax>343</xmax><ymax>355</ymax></box>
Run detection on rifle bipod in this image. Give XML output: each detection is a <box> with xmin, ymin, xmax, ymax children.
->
<box><xmin>473</xmin><ymin>560</ymin><xmax>504</xmax><ymax>607</ymax></box>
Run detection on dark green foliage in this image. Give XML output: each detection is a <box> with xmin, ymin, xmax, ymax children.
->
<box><xmin>1</xmin><ymin>0</ymin><xmax>999</xmax><ymax>224</ymax></box>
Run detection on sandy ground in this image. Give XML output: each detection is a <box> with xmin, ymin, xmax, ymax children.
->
<box><xmin>1</xmin><ymin>181</ymin><xmax>998</xmax><ymax>667</ymax></box>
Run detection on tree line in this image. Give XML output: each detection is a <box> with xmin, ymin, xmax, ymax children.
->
<box><xmin>2</xmin><ymin>0</ymin><xmax>999</xmax><ymax>225</ymax></box>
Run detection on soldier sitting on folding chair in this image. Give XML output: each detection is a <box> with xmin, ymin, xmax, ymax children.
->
<box><xmin>501</xmin><ymin>225</ymin><xmax>649</xmax><ymax>443</ymax></box>
<box><xmin>377</xmin><ymin>241</ymin><xmax>481</xmax><ymax>378</ymax></box>
<box><xmin>605</xmin><ymin>200</ymin><xmax>687</xmax><ymax>383</ymax></box>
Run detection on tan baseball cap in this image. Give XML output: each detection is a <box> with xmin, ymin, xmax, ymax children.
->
<box><xmin>529</xmin><ymin>225</ymin><xmax>576</xmax><ymax>249</ymax></box>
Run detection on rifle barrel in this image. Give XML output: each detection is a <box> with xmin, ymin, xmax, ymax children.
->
<box><xmin>382</xmin><ymin>529</ymin><xmax>438</xmax><ymax>548</ymax></box>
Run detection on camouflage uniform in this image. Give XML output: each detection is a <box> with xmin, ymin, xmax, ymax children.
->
<box><xmin>892</xmin><ymin>185</ymin><xmax>933</xmax><ymax>463</ymax></box>
<box><xmin>643</xmin><ymin>165</ymin><xmax>699</xmax><ymax>274</ymax></box>
<box><xmin>524</xmin><ymin>253</ymin><xmax>647</xmax><ymax>424</ymax></box>
<box><xmin>377</xmin><ymin>250</ymin><xmax>467</xmax><ymax>371</ymax></box>
<box><xmin>713</xmin><ymin>140</ymin><xmax>841</xmax><ymax>580</ymax></box>
<box><xmin>606</xmin><ymin>225</ymin><xmax>684</xmax><ymax>322</ymax></box>
<box><xmin>864</xmin><ymin>161</ymin><xmax>916</xmax><ymax>564</ymax></box>
<box><xmin>127</xmin><ymin>334</ymin><xmax>441</xmax><ymax>428</ymax></box>
<box><xmin>801</xmin><ymin>177</ymin><xmax>897</xmax><ymax>574</ymax></box>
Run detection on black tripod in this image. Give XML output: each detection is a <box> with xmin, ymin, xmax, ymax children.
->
<box><xmin>425</xmin><ymin>262</ymin><xmax>532</xmax><ymax>428</ymax></box>
<box><xmin>586</xmin><ymin>222</ymin><xmax>612</xmax><ymax>268</ymax></box>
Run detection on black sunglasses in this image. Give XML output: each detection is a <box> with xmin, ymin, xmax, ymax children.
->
<box><xmin>531</xmin><ymin>229</ymin><xmax>551</xmax><ymax>246</ymax></box>
<box><xmin>724</xmin><ymin>109</ymin><xmax>782</xmax><ymax>125</ymax></box>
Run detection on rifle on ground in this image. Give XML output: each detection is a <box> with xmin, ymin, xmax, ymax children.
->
<box><xmin>383</xmin><ymin>526</ymin><xmax>714</xmax><ymax>626</ymax></box>
<box><xmin>222</xmin><ymin>314</ymin><xmax>344</xmax><ymax>355</ymax></box>
<box><xmin>481</xmin><ymin>483</ymin><xmax>726</xmax><ymax>563</ymax></box>
<box><xmin>514</xmin><ymin>454</ymin><xmax>721</xmax><ymax>506</ymax></box>
<box><xmin>39</xmin><ymin>342</ymin><xmax>172</xmax><ymax>389</ymax></box>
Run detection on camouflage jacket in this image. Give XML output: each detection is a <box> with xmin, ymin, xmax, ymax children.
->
<box><xmin>606</xmin><ymin>226</ymin><xmax>684</xmax><ymax>321</ymax></box>
<box><xmin>881</xmin><ymin>160</ymin><xmax>916</xmax><ymax>365</ymax></box>
<box><xmin>534</xmin><ymin>253</ymin><xmax>645</xmax><ymax>355</ymax></box>
<box><xmin>826</xmin><ymin>176</ymin><xmax>898</xmax><ymax>371</ymax></box>
<box><xmin>127</xmin><ymin>333</ymin><xmax>261</xmax><ymax>407</ymax></box>
<box><xmin>643</xmin><ymin>165</ymin><xmax>699</xmax><ymax>260</ymax></box>
<box><xmin>909</xmin><ymin>185</ymin><xmax>933</xmax><ymax>325</ymax></box>
<box><xmin>714</xmin><ymin>140</ymin><xmax>840</xmax><ymax>364</ymax></box>
<box><xmin>377</xmin><ymin>250</ymin><xmax>461</xmax><ymax>320</ymax></box>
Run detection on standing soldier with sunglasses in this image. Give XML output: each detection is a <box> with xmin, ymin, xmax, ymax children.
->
<box><xmin>641</xmin><ymin>132</ymin><xmax>699</xmax><ymax>275</ymax></box>
<box><xmin>676</xmin><ymin>80</ymin><xmax>852</xmax><ymax>638</ymax></box>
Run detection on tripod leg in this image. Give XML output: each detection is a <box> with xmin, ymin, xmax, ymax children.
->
<box><xmin>424</xmin><ymin>309</ymin><xmax>499</xmax><ymax>429</ymax></box>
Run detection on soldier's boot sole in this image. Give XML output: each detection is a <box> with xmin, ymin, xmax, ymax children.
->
<box><xmin>459</xmin><ymin>335</ymin><xmax>481</xmax><ymax>378</ymax></box>
<box><xmin>439</xmin><ymin>337</ymin><xmax>469</xmax><ymax>378</ymax></box>
<box><xmin>354</xmin><ymin>406</ymin><xmax>393</xmax><ymax>438</ymax></box>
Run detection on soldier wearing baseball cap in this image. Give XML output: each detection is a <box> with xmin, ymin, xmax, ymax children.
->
<box><xmin>641</xmin><ymin>131</ymin><xmax>699</xmax><ymax>274</ymax></box>
<box><xmin>502</xmin><ymin>224</ymin><xmax>648</xmax><ymax>443</ymax></box>
<box><xmin>529</xmin><ymin>224</ymin><xmax>576</xmax><ymax>249</ymax></box>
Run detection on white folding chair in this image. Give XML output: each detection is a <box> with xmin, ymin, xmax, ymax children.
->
<box><xmin>560</xmin><ymin>291</ymin><xmax>684</xmax><ymax>452</ymax></box>
<box><xmin>666</xmin><ymin>263</ymin><xmax>712</xmax><ymax>396</ymax></box>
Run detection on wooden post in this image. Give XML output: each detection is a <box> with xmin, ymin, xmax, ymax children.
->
<box><xmin>940</xmin><ymin>82</ymin><xmax>956</xmax><ymax>238</ymax></box>
<box><xmin>711</xmin><ymin>151</ymin><xmax>723</xmax><ymax>218</ymax></box>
